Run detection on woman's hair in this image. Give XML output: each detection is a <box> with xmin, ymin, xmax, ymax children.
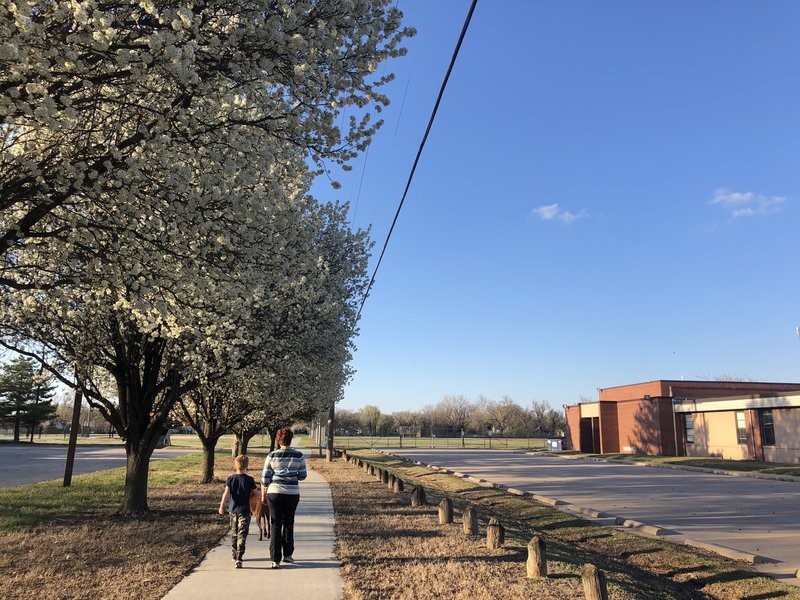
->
<box><xmin>234</xmin><ymin>454</ymin><xmax>249</xmax><ymax>470</ymax></box>
<box><xmin>275</xmin><ymin>428</ymin><xmax>293</xmax><ymax>447</ymax></box>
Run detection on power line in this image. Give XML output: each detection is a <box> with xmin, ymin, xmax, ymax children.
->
<box><xmin>357</xmin><ymin>0</ymin><xmax>479</xmax><ymax>319</ymax></box>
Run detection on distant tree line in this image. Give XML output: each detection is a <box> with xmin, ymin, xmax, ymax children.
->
<box><xmin>334</xmin><ymin>395</ymin><xmax>566</xmax><ymax>439</ymax></box>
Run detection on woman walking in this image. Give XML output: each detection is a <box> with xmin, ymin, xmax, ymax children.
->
<box><xmin>261</xmin><ymin>427</ymin><xmax>307</xmax><ymax>569</ymax></box>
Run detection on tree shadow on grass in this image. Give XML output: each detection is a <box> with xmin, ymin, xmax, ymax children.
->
<box><xmin>343</xmin><ymin>529</ymin><xmax>445</xmax><ymax>540</ymax></box>
<box><xmin>689</xmin><ymin>568</ymin><xmax>772</xmax><ymax>588</ymax></box>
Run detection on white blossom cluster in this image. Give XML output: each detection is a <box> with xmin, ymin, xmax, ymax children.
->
<box><xmin>0</xmin><ymin>0</ymin><xmax>410</xmax><ymax>509</ymax></box>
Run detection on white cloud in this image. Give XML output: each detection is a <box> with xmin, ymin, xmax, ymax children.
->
<box><xmin>533</xmin><ymin>203</ymin><xmax>587</xmax><ymax>224</ymax></box>
<box><xmin>533</xmin><ymin>203</ymin><xmax>560</xmax><ymax>220</ymax></box>
<box><xmin>711</xmin><ymin>188</ymin><xmax>787</xmax><ymax>217</ymax></box>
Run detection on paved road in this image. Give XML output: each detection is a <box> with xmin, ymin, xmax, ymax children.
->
<box><xmin>0</xmin><ymin>445</ymin><xmax>192</xmax><ymax>487</ymax></box>
<box><xmin>386</xmin><ymin>448</ymin><xmax>800</xmax><ymax>583</ymax></box>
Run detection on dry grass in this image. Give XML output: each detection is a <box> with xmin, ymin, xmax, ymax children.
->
<box><xmin>0</xmin><ymin>451</ymin><xmax>262</xmax><ymax>600</ymax></box>
<box><xmin>313</xmin><ymin>451</ymin><xmax>800</xmax><ymax>600</ymax></box>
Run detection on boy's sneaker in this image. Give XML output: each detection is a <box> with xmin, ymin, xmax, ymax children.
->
<box><xmin>271</xmin><ymin>562</ymin><xmax>280</xmax><ymax>569</ymax></box>
<box><xmin>235</xmin><ymin>560</ymin><xmax>242</xmax><ymax>569</ymax></box>
<box><xmin>283</xmin><ymin>556</ymin><xmax>294</xmax><ymax>564</ymax></box>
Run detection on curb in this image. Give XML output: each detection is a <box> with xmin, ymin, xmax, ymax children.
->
<box><xmin>613</xmin><ymin>517</ymin><xmax>667</xmax><ymax>537</ymax></box>
<box><xmin>683</xmin><ymin>538</ymin><xmax>771</xmax><ymax>565</ymax></box>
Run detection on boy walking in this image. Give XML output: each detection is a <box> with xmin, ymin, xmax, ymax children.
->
<box><xmin>218</xmin><ymin>454</ymin><xmax>257</xmax><ymax>568</ymax></box>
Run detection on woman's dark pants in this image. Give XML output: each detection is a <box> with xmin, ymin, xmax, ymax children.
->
<box><xmin>267</xmin><ymin>493</ymin><xmax>300</xmax><ymax>563</ymax></box>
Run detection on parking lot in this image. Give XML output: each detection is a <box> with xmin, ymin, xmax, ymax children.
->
<box><xmin>387</xmin><ymin>448</ymin><xmax>800</xmax><ymax>584</ymax></box>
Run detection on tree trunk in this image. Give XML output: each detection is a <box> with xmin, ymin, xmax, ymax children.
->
<box><xmin>122</xmin><ymin>448</ymin><xmax>153</xmax><ymax>514</ymax></box>
<box><xmin>268</xmin><ymin>428</ymin><xmax>278</xmax><ymax>452</ymax></box>
<box><xmin>231</xmin><ymin>436</ymin><xmax>241</xmax><ymax>458</ymax></box>
<box><xmin>201</xmin><ymin>439</ymin><xmax>218</xmax><ymax>484</ymax></box>
<box><xmin>240</xmin><ymin>432</ymin><xmax>254</xmax><ymax>455</ymax></box>
<box><xmin>326</xmin><ymin>404</ymin><xmax>335</xmax><ymax>462</ymax></box>
<box><xmin>13</xmin><ymin>412</ymin><xmax>20</xmax><ymax>443</ymax></box>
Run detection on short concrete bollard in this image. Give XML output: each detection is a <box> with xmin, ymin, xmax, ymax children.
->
<box><xmin>381</xmin><ymin>469</ymin><xmax>389</xmax><ymax>485</ymax></box>
<box><xmin>486</xmin><ymin>517</ymin><xmax>504</xmax><ymax>550</ymax></box>
<box><xmin>438</xmin><ymin>498</ymin><xmax>453</xmax><ymax>524</ymax></box>
<box><xmin>411</xmin><ymin>485</ymin><xmax>426</xmax><ymax>507</ymax></box>
<box><xmin>388</xmin><ymin>473</ymin><xmax>396</xmax><ymax>490</ymax></box>
<box><xmin>581</xmin><ymin>563</ymin><xmax>608</xmax><ymax>600</ymax></box>
<box><xmin>462</xmin><ymin>507</ymin><xmax>478</xmax><ymax>535</ymax></box>
<box><xmin>392</xmin><ymin>477</ymin><xmax>404</xmax><ymax>493</ymax></box>
<box><xmin>527</xmin><ymin>537</ymin><xmax>547</xmax><ymax>578</ymax></box>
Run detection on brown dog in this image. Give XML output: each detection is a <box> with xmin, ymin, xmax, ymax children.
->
<box><xmin>249</xmin><ymin>487</ymin><xmax>270</xmax><ymax>541</ymax></box>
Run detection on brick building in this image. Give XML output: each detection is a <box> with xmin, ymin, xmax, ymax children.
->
<box><xmin>564</xmin><ymin>380</ymin><xmax>800</xmax><ymax>462</ymax></box>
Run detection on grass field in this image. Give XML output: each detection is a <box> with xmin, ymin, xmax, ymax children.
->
<box><xmin>301</xmin><ymin>435</ymin><xmax>549</xmax><ymax>450</ymax></box>
<box><xmin>0</xmin><ymin>432</ymin><xmax>277</xmax><ymax>450</ymax></box>
<box><xmin>325</xmin><ymin>449</ymin><xmax>800</xmax><ymax>600</ymax></box>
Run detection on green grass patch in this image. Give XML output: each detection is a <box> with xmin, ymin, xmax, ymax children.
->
<box><xmin>0</xmin><ymin>450</ymin><xmax>208</xmax><ymax>532</ymax></box>
<box><xmin>300</xmin><ymin>435</ymin><xmax>547</xmax><ymax>450</ymax></box>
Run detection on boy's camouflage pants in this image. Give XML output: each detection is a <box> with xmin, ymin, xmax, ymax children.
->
<box><xmin>229</xmin><ymin>513</ymin><xmax>251</xmax><ymax>559</ymax></box>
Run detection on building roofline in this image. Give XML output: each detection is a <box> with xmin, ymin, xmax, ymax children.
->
<box><xmin>598</xmin><ymin>379</ymin><xmax>800</xmax><ymax>392</ymax></box>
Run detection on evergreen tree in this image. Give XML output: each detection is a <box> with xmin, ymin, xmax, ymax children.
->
<box><xmin>0</xmin><ymin>358</ymin><xmax>56</xmax><ymax>442</ymax></box>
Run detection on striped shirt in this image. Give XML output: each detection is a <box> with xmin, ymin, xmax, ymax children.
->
<box><xmin>261</xmin><ymin>448</ymin><xmax>307</xmax><ymax>495</ymax></box>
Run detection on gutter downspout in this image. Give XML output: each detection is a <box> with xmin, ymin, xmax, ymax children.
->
<box><xmin>671</xmin><ymin>399</ymin><xmax>679</xmax><ymax>457</ymax></box>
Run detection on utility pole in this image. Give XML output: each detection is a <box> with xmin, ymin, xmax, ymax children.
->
<box><xmin>63</xmin><ymin>371</ymin><xmax>83</xmax><ymax>487</ymax></box>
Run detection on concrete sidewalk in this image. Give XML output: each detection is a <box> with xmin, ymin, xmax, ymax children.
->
<box><xmin>162</xmin><ymin>467</ymin><xmax>342</xmax><ymax>600</ymax></box>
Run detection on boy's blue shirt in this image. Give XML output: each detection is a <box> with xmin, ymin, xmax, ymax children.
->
<box><xmin>226</xmin><ymin>473</ymin><xmax>256</xmax><ymax>514</ymax></box>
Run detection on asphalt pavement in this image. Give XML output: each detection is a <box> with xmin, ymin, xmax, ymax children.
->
<box><xmin>385</xmin><ymin>448</ymin><xmax>800</xmax><ymax>584</ymax></box>
<box><xmin>0</xmin><ymin>444</ymin><xmax>190</xmax><ymax>487</ymax></box>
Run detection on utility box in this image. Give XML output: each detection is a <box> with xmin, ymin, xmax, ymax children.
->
<box><xmin>546</xmin><ymin>438</ymin><xmax>563</xmax><ymax>451</ymax></box>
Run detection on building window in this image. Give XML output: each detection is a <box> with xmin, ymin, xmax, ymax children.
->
<box><xmin>735</xmin><ymin>412</ymin><xmax>747</xmax><ymax>444</ymax></box>
<box><xmin>759</xmin><ymin>410</ymin><xmax>775</xmax><ymax>446</ymax></box>
<box><xmin>683</xmin><ymin>414</ymin><xmax>694</xmax><ymax>444</ymax></box>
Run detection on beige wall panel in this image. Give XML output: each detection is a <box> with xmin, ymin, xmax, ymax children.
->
<box><xmin>685</xmin><ymin>412</ymin><xmax>749</xmax><ymax>460</ymax></box>
<box><xmin>764</xmin><ymin>408</ymin><xmax>800</xmax><ymax>464</ymax></box>
<box><xmin>684</xmin><ymin>412</ymin><xmax>708</xmax><ymax>457</ymax></box>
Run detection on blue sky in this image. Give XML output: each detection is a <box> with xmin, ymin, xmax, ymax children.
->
<box><xmin>313</xmin><ymin>1</ymin><xmax>800</xmax><ymax>414</ymax></box>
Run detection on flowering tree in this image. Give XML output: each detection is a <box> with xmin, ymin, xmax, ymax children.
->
<box><xmin>0</xmin><ymin>0</ymin><xmax>411</xmax><ymax>279</ymax></box>
<box><xmin>178</xmin><ymin>374</ymin><xmax>261</xmax><ymax>483</ymax></box>
<box><xmin>0</xmin><ymin>0</ymin><xmax>410</xmax><ymax>513</ymax></box>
